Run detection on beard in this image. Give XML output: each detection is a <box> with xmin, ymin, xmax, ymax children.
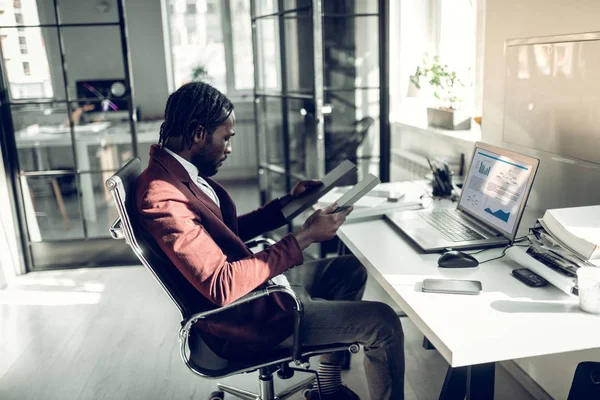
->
<box><xmin>191</xmin><ymin>147</ymin><xmax>226</xmax><ymax>177</ymax></box>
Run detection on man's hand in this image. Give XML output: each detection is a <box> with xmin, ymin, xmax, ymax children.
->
<box><xmin>290</xmin><ymin>180</ymin><xmax>322</xmax><ymax>198</ymax></box>
<box><xmin>294</xmin><ymin>203</ymin><xmax>353</xmax><ymax>250</ymax></box>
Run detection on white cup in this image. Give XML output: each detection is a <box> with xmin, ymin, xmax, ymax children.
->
<box><xmin>577</xmin><ymin>267</ymin><xmax>600</xmax><ymax>314</ymax></box>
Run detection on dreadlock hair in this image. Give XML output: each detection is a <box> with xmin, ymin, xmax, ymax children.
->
<box><xmin>158</xmin><ymin>82</ymin><xmax>234</xmax><ymax>151</ymax></box>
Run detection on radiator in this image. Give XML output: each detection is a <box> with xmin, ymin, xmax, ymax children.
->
<box><xmin>391</xmin><ymin>149</ymin><xmax>464</xmax><ymax>183</ymax></box>
<box><xmin>391</xmin><ymin>149</ymin><xmax>430</xmax><ymax>181</ymax></box>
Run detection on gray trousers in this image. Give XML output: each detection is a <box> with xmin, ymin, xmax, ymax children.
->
<box><xmin>283</xmin><ymin>255</ymin><xmax>405</xmax><ymax>400</ymax></box>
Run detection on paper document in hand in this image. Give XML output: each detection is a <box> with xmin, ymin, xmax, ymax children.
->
<box><xmin>332</xmin><ymin>173</ymin><xmax>381</xmax><ymax>212</ymax></box>
<box><xmin>281</xmin><ymin>160</ymin><xmax>356</xmax><ymax>220</ymax></box>
<box><xmin>542</xmin><ymin>205</ymin><xmax>600</xmax><ymax>260</ymax></box>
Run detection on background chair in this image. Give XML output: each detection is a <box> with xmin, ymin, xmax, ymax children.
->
<box><xmin>567</xmin><ymin>361</ymin><xmax>600</xmax><ymax>400</ymax></box>
<box><xmin>105</xmin><ymin>158</ymin><xmax>359</xmax><ymax>400</ymax></box>
<box><xmin>325</xmin><ymin>116</ymin><xmax>375</xmax><ymax>184</ymax></box>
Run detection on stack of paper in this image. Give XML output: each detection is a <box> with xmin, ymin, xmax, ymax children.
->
<box><xmin>541</xmin><ymin>206</ymin><xmax>600</xmax><ymax>261</ymax></box>
<box><xmin>315</xmin><ymin>183</ymin><xmax>423</xmax><ymax>219</ymax></box>
<box><xmin>318</xmin><ymin>187</ymin><xmax>387</xmax><ymax>209</ymax></box>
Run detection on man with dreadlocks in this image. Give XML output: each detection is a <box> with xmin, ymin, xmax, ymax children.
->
<box><xmin>136</xmin><ymin>82</ymin><xmax>404</xmax><ymax>400</ymax></box>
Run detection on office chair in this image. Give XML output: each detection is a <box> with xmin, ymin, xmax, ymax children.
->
<box><xmin>567</xmin><ymin>362</ymin><xmax>600</xmax><ymax>400</ymax></box>
<box><xmin>325</xmin><ymin>116</ymin><xmax>375</xmax><ymax>173</ymax></box>
<box><xmin>105</xmin><ymin>158</ymin><xmax>360</xmax><ymax>400</ymax></box>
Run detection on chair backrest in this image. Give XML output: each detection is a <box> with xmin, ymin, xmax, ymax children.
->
<box><xmin>106</xmin><ymin>158</ymin><xmax>235</xmax><ymax>374</ymax></box>
<box><xmin>105</xmin><ymin>158</ymin><xmax>200</xmax><ymax>319</ymax></box>
<box><xmin>352</xmin><ymin>116</ymin><xmax>375</xmax><ymax>147</ymax></box>
<box><xmin>325</xmin><ymin>116</ymin><xmax>375</xmax><ymax>158</ymax></box>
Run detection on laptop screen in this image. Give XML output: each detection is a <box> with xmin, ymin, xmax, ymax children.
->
<box><xmin>458</xmin><ymin>145</ymin><xmax>536</xmax><ymax>238</ymax></box>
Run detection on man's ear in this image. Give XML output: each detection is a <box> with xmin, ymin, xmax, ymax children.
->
<box><xmin>193</xmin><ymin>125</ymin><xmax>207</xmax><ymax>143</ymax></box>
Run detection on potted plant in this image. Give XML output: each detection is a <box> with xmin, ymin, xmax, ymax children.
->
<box><xmin>410</xmin><ymin>53</ymin><xmax>472</xmax><ymax>130</ymax></box>
<box><xmin>191</xmin><ymin>64</ymin><xmax>210</xmax><ymax>82</ymax></box>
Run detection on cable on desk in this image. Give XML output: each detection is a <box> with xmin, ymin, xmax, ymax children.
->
<box><xmin>478</xmin><ymin>245</ymin><xmax>510</xmax><ymax>264</ymax></box>
<box><xmin>466</xmin><ymin>247</ymin><xmax>490</xmax><ymax>255</ymax></box>
<box><xmin>466</xmin><ymin>235</ymin><xmax>529</xmax><ymax>256</ymax></box>
<box><xmin>477</xmin><ymin>241</ymin><xmax>529</xmax><ymax>264</ymax></box>
<box><xmin>514</xmin><ymin>235</ymin><xmax>528</xmax><ymax>243</ymax></box>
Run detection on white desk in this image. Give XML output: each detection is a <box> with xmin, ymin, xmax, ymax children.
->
<box><xmin>15</xmin><ymin>121</ymin><xmax>161</xmax><ymax>223</ymax></box>
<box><xmin>337</xmin><ymin>183</ymin><xmax>600</xmax><ymax>399</ymax></box>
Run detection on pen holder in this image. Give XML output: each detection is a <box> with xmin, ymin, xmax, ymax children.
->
<box><xmin>431</xmin><ymin>171</ymin><xmax>454</xmax><ymax>198</ymax></box>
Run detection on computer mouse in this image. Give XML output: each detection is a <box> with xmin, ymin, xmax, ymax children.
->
<box><xmin>437</xmin><ymin>250</ymin><xmax>480</xmax><ymax>268</ymax></box>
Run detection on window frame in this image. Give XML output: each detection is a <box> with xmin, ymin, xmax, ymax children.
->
<box><xmin>390</xmin><ymin>0</ymin><xmax>485</xmax><ymax>118</ymax></box>
<box><xmin>162</xmin><ymin>0</ymin><xmax>254</xmax><ymax>100</ymax></box>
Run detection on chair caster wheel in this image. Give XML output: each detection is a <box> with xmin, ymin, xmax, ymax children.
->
<box><xmin>209</xmin><ymin>390</ymin><xmax>224</xmax><ymax>400</ymax></box>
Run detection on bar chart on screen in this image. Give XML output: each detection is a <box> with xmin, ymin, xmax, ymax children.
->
<box><xmin>478</xmin><ymin>160</ymin><xmax>491</xmax><ymax>176</ymax></box>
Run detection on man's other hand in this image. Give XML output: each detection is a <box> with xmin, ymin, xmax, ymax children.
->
<box><xmin>290</xmin><ymin>180</ymin><xmax>322</xmax><ymax>198</ymax></box>
<box><xmin>294</xmin><ymin>203</ymin><xmax>353</xmax><ymax>250</ymax></box>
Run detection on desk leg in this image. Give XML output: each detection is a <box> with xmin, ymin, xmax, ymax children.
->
<box><xmin>423</xmin><ymin>336</ymin><xmax>436</xmax><ymax>350</ymax></box>
<box><xmin>76</xmin><ymin>141</ymin><xmax>97</xmax><ymax>223</ymax></box>
<box><xmin>467</xmin><ymin>363</ymin><xmax>495</xmax><ymax>400</ymax></box>
<box><xmin>439</xmin><ymin>366</ymin><xmax>467</xmax><ymax>400</ymax></box>
<box><xmin>438</xmin><ymin>363</ymin><xmax>495</xmax><ymax>400</ymax></box>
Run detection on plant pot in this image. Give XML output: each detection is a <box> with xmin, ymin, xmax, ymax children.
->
<box><xmin>426</xmin><ymin>107</ymin><xmax>472</xmax><ymax>130</ymax></box>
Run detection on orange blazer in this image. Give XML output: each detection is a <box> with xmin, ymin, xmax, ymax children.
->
<box><xmin>136</xmin><ymin>145</ymin><xmax>304</xmax><ymax>358</ymax></box>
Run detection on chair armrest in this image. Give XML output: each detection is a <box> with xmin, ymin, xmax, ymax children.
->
<box><xmin>244</xmin><ymin>237</ymin><xmax>277</xmax><ymax>249</ymax></box>
<box><xmin>179</xmin><ymin>285</ymin><xmax>305</xmax><ymax>363</ymax></box>
<box><xmin>110</xmin><ymin>218</ymin><xmax>125</xmax><ymax>240</ymax></box>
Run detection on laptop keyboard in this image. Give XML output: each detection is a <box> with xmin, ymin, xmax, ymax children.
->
<box><xmin>419</xmin><ymin>210</ymin><xmax>487</xmax><ymax>242</ymax></box>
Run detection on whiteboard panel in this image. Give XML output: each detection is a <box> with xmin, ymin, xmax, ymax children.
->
<box><xmin>503</xmin><ymin>33</ymin><xmax>600</xmax><ymax>165</ymax></box>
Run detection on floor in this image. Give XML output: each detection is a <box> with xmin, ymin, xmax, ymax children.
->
<box><xmin>0</xmin><ymin>265</ymin><xmax>537</xmax><ymax>400</ymax></box>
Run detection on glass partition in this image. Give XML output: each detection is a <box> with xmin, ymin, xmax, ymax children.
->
<box><xmin>0</xmin><ymin>0</ymin><xmax>138</xmax><ymax>270</ymax></box>
<box><xmin>252</xmin><ymin>0</ymin><xmax>389</xmax><ymax>247</ymax></box>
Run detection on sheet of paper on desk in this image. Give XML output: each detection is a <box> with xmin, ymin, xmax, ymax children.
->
<box><xmin>317</xmin><ymin>187</ymin><xmax>387</xmax><ymax>208</ymax></box>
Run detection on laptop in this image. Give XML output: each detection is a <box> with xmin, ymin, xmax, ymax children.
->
<box><xmin>386</xmin><ymin>142</ymin><xmax>540</xmax><ymax>253</ymax></box>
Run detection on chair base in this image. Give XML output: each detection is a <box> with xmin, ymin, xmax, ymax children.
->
<box><xmin>217</xmin><ymin>368</ymin><xmax>316</xmax><ymax>400</ymax></box>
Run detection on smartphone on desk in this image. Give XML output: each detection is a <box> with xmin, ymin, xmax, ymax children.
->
<box><xmin>421</xmin><ymin>279</ymin><xmax>482</xmax><ymax>295</ymax></box>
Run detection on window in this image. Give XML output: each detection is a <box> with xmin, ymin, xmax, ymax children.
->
<box><xmin>230</xmin><ymin>0</ymin><xmax>253</xmax><ymax>92</ymax></box>
<box><xmin>0</xmin><ymin>2</ymin><xmax>53</xmax><ymax>99</ymax></box>
<box><xmin>390</xmin><ymin>0</ymin><xmax>484</xmax><ymax>120</ymax></box>
<box><xmin>165</xmin><ymin>0</ymin><xmax>254</xmax><ymax>97</ymax></box>
<box><xmin>438</xmin><ymin>0</ymin><xmax>477</xmax><ymax>111</ymax></box>
<box><xmin>206</xmin><ymin>0</ymin><xmax>217</xmax><ymax>13</ymax></box>
<box><xmin>186</xmin><ymin>3</ymin><xmax>196</xmax><ymax>14</ymax></box>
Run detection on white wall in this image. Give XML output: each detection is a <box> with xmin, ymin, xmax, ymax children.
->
<box><xmin>483</xmin><ymin>1</ymin><xmax>600</xmax><ymax>398</ymax></box>
<box><xmin>483</xmin><ymin>0</ymin><xmax>600</xmax><ymax>212</ymax></box>
<box><xmin>0</xmin><ymin>262</ymin><xmax>5</xmax><ymax>289</ymax></box>
<box><xmin>124</xmin><ymin>0</ymin><xmax>170</xmax><ymax>118</ymax></box>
